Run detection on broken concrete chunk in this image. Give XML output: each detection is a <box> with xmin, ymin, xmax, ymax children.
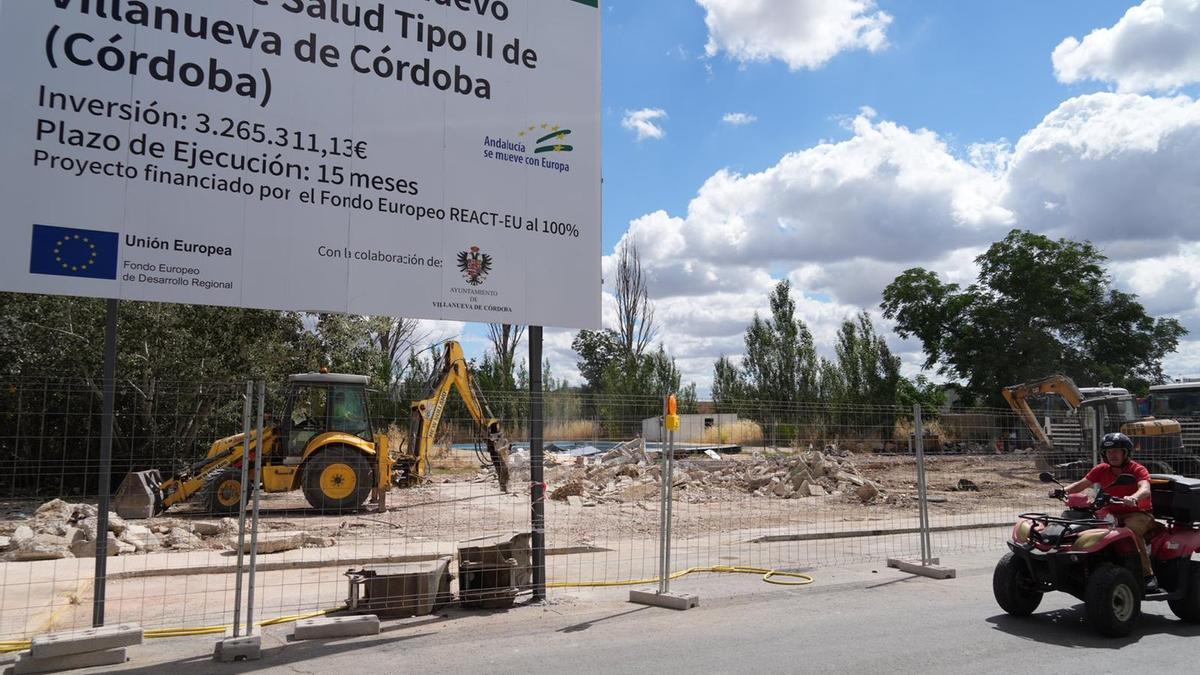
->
<box><xmin>164</xmin><ymin>527</ymin><xmax>202</xmax><ymax>550</ymax></box>
<box><xmin>855</xmin><ymin>483</ymin><xmax>879</xmax><ymax>504</ymax></box>
<box><xmin>14</xmin><ymin>525</ymin><xmax>34</xmax><ymax>543</ymax></box>
<box><xmin>70</xmin><ymin>532</ymin><xmax>120</xmax><ymax>558</ymax></box>
<box><xmin>566</xmin><ymin>495</ymin><xmax>584</xmax><ymax>508</ymax></box>
<box><xmin>808</xmin><ymin>484</ymin><xmax>828</xmax><ymax>497</ymax></box>
<box><xmin>190</xmin><ymin>521</ymin><xmax>223</xmax><ymax>536</ymax></box>
<box><xmin>5</xmin><ymin>535</ymin><xmax>74</xmax><ymax>561</ymax></box>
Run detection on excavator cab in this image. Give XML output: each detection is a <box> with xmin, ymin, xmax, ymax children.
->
<box><xmin>281</xmin><ymin>375</ymin><xmax>374</xmax><ymax>458</ymax></box>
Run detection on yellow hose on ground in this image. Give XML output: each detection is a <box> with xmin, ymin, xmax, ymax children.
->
<box><xmin>0</xmin><ymin>567</ymin><xmax>813</xmax><ymax>652</ymax></box>
<box><xmin>548</xmin><ymin>565</ymin><xmax>815</xmax><ymax>588</ymax></box>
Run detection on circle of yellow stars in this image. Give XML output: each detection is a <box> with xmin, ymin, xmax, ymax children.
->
<box><xmin>54</xmin><ymin>234</ymin><xmax>97</xmax><ymax>272</ymax></box>
<box><xmin>518</xmin><ymin>122</ymin><xmax>570</xmax><ymax>152</ymax></box>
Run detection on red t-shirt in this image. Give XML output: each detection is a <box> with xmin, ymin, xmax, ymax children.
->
<box><xmin>1085</xmin><ymin>460</ymin><xmax>1151</xmax><ymax>512</ymax></box>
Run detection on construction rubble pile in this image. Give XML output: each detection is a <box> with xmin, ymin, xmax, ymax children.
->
<box><xmin>0</xmin><ymin>499</ymin><xmax>336</xmax><ymax>561</ymax></box>
<box><xmin>532</xmin><ymin>443</ymin><xmax>885</xmax><ymax>506</ymax></box>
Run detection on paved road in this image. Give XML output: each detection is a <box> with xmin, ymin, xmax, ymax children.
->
<box><xmin>16</xmin><ymin>550</ymin><xmax>1200</xmax><ymax>675</ymax></box>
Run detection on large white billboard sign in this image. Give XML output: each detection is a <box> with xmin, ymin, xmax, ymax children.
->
<box><xmin>0</xmin><ymin>0</ymin><xmax>601</xmax><ymax>329</ymax></box>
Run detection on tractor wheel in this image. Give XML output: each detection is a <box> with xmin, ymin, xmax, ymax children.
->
<box><xmin>204</xmin><ymin>469</ymin><xmax>246</xmax><ymax>514</ymax></box>
<box><xmin>1085</xmin><ymin>564</ymin><xmax>1141</xmax><ymax>637</ymax></box>
<box><xmin>302</xmin><ymin>447</ymin><xmax>372</xmax><ymax>513</ymax></box>
<box><xmin>993</xmin><ymin>551</ymin><xmax>1043</xmax><ymax>616</ymax></box>
<box><xmin>1168</xmin><ymin>562</ymin><xmax>1200</xmax><ymax>622</ymax></box>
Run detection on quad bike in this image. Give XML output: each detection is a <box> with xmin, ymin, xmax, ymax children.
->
<box><xmin>993</xmin><ymin>471</ymin><xmax>1200</xmax><ymax>636</ymax></box>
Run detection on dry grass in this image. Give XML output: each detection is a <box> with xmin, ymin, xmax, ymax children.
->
<box><xmin>695</xmin><ymin>419</ymin><xmax>764</xmax><ymax>445</ymax></box>
<box><xmin>893</xmin><ymin>419</ymin><xmax>949</xmax><ymax>442</ymax></box>
<box><xmin>547</xmin><ymin>419</ymin><xmax>600</xmax><ymax>441</ymax></box>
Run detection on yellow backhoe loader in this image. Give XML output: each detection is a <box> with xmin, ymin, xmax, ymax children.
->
<box><xmin>114</xmin><ymin>341</ymin><xmax>510</xmax><ymax>519</ymax></box>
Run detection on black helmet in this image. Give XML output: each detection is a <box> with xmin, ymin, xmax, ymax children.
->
<box><xmin>1101</xmin><ymin>432</ymin><xmax>1134</xmax><ymax>457</ymax></box>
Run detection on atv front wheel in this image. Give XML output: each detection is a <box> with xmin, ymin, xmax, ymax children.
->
<box><xmin>993</xmin><ymin>551</ymin><xmax>1042</xmax><ymax>616</ymax></box>
<box><xmin>1085</xmin><ymin>564</ymin><xmax>1141</xmax><ymax>637</ymax></box>
<box><xmin>1168</xmin><ymin>561</ymin><xmax>1200</xmax><ymax>622</ymax></box>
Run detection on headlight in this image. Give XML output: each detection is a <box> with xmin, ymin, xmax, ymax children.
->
<box><xmin>1013</xmin><ymin>521</ymin><xmax>1032</xmax><ymax>543</ymax></box>
<box><xmin>1073</xmin><ymin>529</ymin><xmax>1109</xmax><ymax>551</ymax></box>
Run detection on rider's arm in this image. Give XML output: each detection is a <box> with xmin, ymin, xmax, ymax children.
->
<box><xmin>1124</xmin><ymin>479</ymin><xmax>1152</xmax><ymax>506</ymax></box>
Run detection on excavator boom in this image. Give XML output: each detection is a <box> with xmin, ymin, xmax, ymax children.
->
<box><xmin>407</xmin><ymin>341</ymin><xmax>511</xmax><ymax>491</ymax></box>
<box><xmin>1002</xmin><ymin>374</ymin><xmax>1085</xmax><ymax>452</ymax></box>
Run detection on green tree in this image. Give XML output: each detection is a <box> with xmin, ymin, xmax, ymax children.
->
<box><xmin>0</xmin><ymin>294</ymin><xmax>314</xmax><ymax>493</ymax></box>
<box><xmin>881</xmin><ymin>229</ymin><xmax>1186</xmax><ymax>405</ymax></box>
<box><xmin>742</xmin><ymin>280</ymin><xmax>819</xmax><ymax>403</ymax></box>
<box><xmin>895</xmin><ymin>375</ymin><xmax>947</xmax><ymax>412</ymax></box>
<box><xmin>572</xmin><ymin>328</ymin><xmax>624</xmax><ymax>393</ymax></box>
<box><xmin>711</xmin><ymin>355</ymin><xmax>748</xmax><ymax>406</ymax></box>
<box><xmin>833</xmin><ymin>312</ymin><xmax>901</xmax><ymax>408</ymax></box>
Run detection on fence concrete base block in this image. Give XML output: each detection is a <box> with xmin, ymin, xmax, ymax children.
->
<box><xmin>14</xmin><ymin>648</ymin><xmax>126</xmax><ymax>674</ymax></box>
<box><xmin>628</xmin><ymin>589</ymin><xmax>700</xmax><ymax>610</ymax></box>
<box><xmin>887</xmin><ymin>558</ymin><xmax>956</xmax><ymax>580</ymax></box>
<box><xmin>30</xmin><ymin>623</ymin><xmax>143</xmax><ymax>660</ymax></box>
<box><xmin>212</xmin><ymin>635</ymin><xmax>261</xmax><ymax>663</ymax></box>
<box><xmin>293</xmin><ymin>615</ymin><xmax>380</xmax><ymax>640</ymax></box>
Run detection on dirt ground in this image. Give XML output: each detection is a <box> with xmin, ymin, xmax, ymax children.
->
<box><xmin>0</xmin><ymin>451</ymin><xmax>1051</xmax><ymax>553</ymax></box>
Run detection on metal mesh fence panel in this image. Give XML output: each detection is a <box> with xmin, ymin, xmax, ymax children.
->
<box><xmin>3</xmin><ymin>378</ymin><xmax>1199</xmax><ymax>642</ymax></box>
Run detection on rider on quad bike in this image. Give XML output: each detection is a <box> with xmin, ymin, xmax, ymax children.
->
<box><xmin>993</xmin><ymin>432</ymin><xmax>1200</xmax><ymax>637</ymax></box>
<box><xmin>1060</xmin><ymin>432</ymin><xmax>1157</xmax><ymax>592</ymax></box>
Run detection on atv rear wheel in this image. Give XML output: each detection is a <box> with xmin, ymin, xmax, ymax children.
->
<box><xmin>993</xmin><ymin>551</ymin><xmax>1043</xmax><ymax>616</ymax></box>
<box><xmin>302</xmin><ymin>447</ymin><xmax>372</xmax><ymax>513</ymax></box>
<box><xmin>1168</xmin><ymin>562</ymin><xmax>1200</xmax><ymax>622</ymax></box>
<box><xmin>1085</xmin><ymin>564</ymin><xmax>1141</xmax><ymax>637</ymax></box>
<box><xmin>204</xmin><ymin>469</ymin><xmax>246</xmax><ymax>514</ymax></box>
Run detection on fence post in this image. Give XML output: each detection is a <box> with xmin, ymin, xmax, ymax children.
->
<box><xmin>231</xmin><ymin>381</ymin><xmax>253</xmax><ymax>637</ymax></box>
<box><xmin>246</xmin><ymin>380</ymin><xmax>266</xmax><ymax>630</ymax></box>
<box><xmin>630</xmin><ymin>394</ymin><xmax>698</xmax><ymax>610</ymax></box>
<box><xmin>657</xmin><ymin>396</ymin><xmax>673</xmax><ymax>594</ymax></box>
<box><xmin>886</xmin><ymin>404</ymin><xmax>956</xmax><ymax>579</ymax></box>
<box><xmin>913</xmin><ymin>404</ymin><xmax>932</xmax><ymax>565</ymax></box>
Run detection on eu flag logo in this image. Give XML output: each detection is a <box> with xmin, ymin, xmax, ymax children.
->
<box><xmin>29</xmin><ymin>224</ymin><xmax>119</xmax><ymax>280</ymax></box>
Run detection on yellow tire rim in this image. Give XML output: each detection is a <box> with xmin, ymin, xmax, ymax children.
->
<box><xmin>319</xmin><ymin>463</ymin><xmax>357</xmax><ymax>501</ymax></box>
<box><xmin>216</xmin><ymin>479</ymin><xmax>242</xmax><ymax>508</ymax></box>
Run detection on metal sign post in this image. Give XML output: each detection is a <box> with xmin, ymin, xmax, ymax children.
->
<box><xmin>91</xmin><ymin>298</ymin><xmax>118</xmax><ymax>627</ymax></box>
<box><xmin>529</xmin><ymin>326</ymin><xmax>546</xmax><ymax>602</ymax></box>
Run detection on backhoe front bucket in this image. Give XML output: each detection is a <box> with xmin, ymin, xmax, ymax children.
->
<box><xmin>114</xmin><ymin>470</ymin><xmax>163</xmax><ymax>519</ymax></box>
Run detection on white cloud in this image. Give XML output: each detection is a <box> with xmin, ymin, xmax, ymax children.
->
<box><xmin>697</xmin><ymin>0</ymin><xmax>892</xmax><ymax>71</ymax></box>
<box><xmin>605</xmin><ymin>94</ymin><xmax>1200</xmax><ymax>393</ymax></box>
<box><xmin>621</xmin><ymin>108</ymin><xmax>668</xmax><ymax>141</ymax></box>
<box><xmin>1053</xmin><ymin>0</ymin><xmax>1200</xmax><ymax>93</ymax></box>
<box><xmin>622</xmin><ymin>108</ymin><xmax>1011</xmax><ymax>270</ymax></box>
<box><xmin>1003</xmin><ymin>93</ymin><xmax>1200</xmax><ymax>244</ymax></box>
<box><xmin>722</xmin><ymin>112</ymin><xmax>758</xmax><ymax>126</ymax></box>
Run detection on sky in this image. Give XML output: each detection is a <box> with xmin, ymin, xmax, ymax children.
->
<box><xmin>431</xmin><ymin>0</ymin><xmax>1200</xmax><ymax>395</ymax></box>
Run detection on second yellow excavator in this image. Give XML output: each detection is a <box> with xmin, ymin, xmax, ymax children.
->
<box><xmin>1002</xmin><ymin>374</ymin><xmax>1196</xmax><ymax>475</ymax></box>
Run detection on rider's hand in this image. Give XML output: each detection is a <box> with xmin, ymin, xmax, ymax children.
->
<box><xmin>1121</xmin><ymin>496</ymin><xmax>1139</xmax><ymax>507</ymax></box>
